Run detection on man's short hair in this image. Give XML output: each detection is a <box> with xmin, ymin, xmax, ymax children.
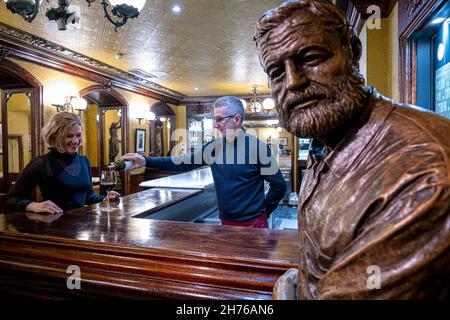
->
<box><xmin>213</xmin><ymin>96</ymin><xmax>245</xmax><ymax>123</ymax></box>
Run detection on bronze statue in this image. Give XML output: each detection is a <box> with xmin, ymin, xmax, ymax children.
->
<box><xmin>108</xmin><ymin>120</ymin><xmax>121</xmax><ymax>163</ymax></box>
<box><xmin>154</xmin><ymin>118</ymin><xmax>163</xmax><ymax>157</ymax></box>
<box><xmin>255</xmin><ymin>0</ymin><xmax>450</xmax><ymax>299</ymax></box>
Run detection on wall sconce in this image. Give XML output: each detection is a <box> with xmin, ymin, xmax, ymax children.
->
<box><xmin>136</xmin><ymin>110</ymin><xmax>155</xmax><ymax>124</ymax></box>
<box><xmin>4</xmin><ymin>0</ymin><xmax>146</xmax><ymax>30</ymax></box>
<box><xmin>52</xmin><ymin>96</ymin><xmax>87</xmax><ymax>115</ymax></box>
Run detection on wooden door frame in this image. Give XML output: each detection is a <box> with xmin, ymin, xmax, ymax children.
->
<box><xmin>0</xmin><ymin>59</ymin><xmax>42</xmax><ymax>193</ymax></box>
<box><xmin>80</xmin><ymin>86</ymin><xmax>129</xmax><ymax>170</ymax></box>
<box><xmin>398</xmin><ymin>0</ymin><xmax>447</xmax><ymax>105</ymax></box>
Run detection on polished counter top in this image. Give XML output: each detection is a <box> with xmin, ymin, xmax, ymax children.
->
<box><xmin>139</xmin><ymin>167</ymin><xmax>214</xmax><ymax>189</ymax></box>
<box><xmin>0</xmin><ymin>188</ymin><xmax>298</xmax><ymax>299</ymax></box>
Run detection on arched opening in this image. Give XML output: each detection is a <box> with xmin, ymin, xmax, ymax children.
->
<box><xmin>80</xmin><ymin>85</ymin><xmax>129</xmax><ymax>194</ymax></box>
<box><xmin>0</xmin><ymin>59</ymin><xmax>43</xmax><ymax>207</ymax></box>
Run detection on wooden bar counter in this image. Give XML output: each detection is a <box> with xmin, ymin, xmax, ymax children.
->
<box><xmin>0</xmin><ymin>188</ymin><xmax>299</xmax><ymax>300</ymax></box>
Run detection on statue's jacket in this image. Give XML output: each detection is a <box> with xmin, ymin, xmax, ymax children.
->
<box><xmin>298</xmin><ymin>91</ymin><xmax>450</xmax><ymax>299</ymax></box>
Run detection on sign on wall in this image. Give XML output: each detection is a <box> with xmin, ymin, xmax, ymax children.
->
<box><xmin>435</xmin><ymin>62</ymin><xmax>450</xmax><ymax>119</ymax></box>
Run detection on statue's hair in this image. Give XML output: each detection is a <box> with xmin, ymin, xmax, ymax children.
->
<box><xmin>41</xmin><ymin>111</ymin><xmax>82</xmax><ymax>153</ymax></box>
<box><xmin>254</xmin><ymin>0</ymin><xmax>359</xmax><ymax>71</ymax></box>
<box><xmin>213</xmin><ymin>96</ymin><xmax>245</xmax><ymax>123</ymax></box>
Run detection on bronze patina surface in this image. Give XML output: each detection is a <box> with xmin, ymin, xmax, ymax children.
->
<box><xmin>255</xmin><ymin>0</ymin><xmax>450</xmax><ymax>299</ymax></box>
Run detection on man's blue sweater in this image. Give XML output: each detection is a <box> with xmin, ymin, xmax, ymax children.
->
<box><xmin>146</xmin><ymin>130</ymin><xmax>286</xmax><ymax>222</ymax></box>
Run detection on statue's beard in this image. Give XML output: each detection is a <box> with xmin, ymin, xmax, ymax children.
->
<box><xmin>277</xmin><ymin>68</ymin><xmax>366</xmax><ymax>139</ymax></box>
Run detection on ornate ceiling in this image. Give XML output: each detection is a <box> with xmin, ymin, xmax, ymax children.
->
<box><xmin>0</xmin><ymin>0</ymin><xmax>287</xmax><ymax>97</ymax></box>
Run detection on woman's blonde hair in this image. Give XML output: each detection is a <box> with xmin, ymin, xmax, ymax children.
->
<box><xmin>41</xmin><ymin>112</ymin><xmax>82</xmax><ymax>153</ymax></box>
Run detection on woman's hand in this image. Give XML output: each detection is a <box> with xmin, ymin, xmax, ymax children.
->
<box><xmin>120</xmin><ymin>153</ymin><xmax>146</xmax><ymax>169</ymax></box>
<box><xmin>106</xmin><ymin>191</ymin><xmax>121</xmax><ymax>200</ymax></box>
<box><xmin>25</xmin><ymin>200</ymin><xmax>63</xmax><ymax>214</ymax></box>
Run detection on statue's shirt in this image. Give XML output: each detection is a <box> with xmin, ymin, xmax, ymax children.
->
<box><xmin>298</xmin><ymin>93</ymin><xmax>450</xmax><ymax>299</ymax></box>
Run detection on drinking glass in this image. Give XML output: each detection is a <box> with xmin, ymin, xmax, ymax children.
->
<box><xmin>100</xmin><ymin>170</ymin><xmax>117</xmax><ymax>212</ymax></box>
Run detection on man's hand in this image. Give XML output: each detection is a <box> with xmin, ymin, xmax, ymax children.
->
<box><xmin>273</xmin><ymin>268</ymin><xmax>298</xmax><ymax>300</ymax></box>
<box><xmin>120</xmin><ymin>153</ymin><xmax>146</xmax><ymax>169</ymax></box>
<box><xmin>25</xmin><ymin>200</ymin><xmax>63</xmax><ymax>214</ymax></box>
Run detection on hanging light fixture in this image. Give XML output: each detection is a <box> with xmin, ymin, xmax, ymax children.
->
<box><xmin>3</xmin><ymin>0</ymin><xmax>146</xmax><ymax>30</ymax></box>
<box><xmin>262</xmin><ymin>97</ymin><xmax>275</xmax><ymax>115</ymax></box>
<box><xmin>101</xmin><ymin>0</ymin><xmax>146</xmax><ymax>31</ymax></box>
<box><xmin>249</xmin><ymin>86</ymin><xmax>262</xmax><ymax>113</ymax></box>
<box><xmin>3</xmin><ymin>0</ymin><xmax>42</xmax><ymax>23</ymax></box>
<box><xmin>246</xmin><ymin>86</ymin><xmax>275</xmax><ymax>114</ymax></box>
<box><xmin>45</xmin><ymin>0</ymin><xmax>79</xmax><ymax>31</ymax></box>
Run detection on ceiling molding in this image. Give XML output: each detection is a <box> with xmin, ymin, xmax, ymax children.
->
<box><xmin>0</xmin><ymin>22</ymin><xmax>186</xmax><ymax>105</ymax></box>
<box><xmin>350</xmin><ymin>0</ymin><xmax>397</xmax><ymax>19</ymax></box>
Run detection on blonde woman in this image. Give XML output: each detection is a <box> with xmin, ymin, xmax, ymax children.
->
<box><xmin>4</xmin><ymin>112</ymin><xmax>120</xmax><ymax>213</ymax></box>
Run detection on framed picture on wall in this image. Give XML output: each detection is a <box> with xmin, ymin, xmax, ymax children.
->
<box><xmin>279</xmin><ymin>137</ymin><xmax>288</xmax><ymax>146</ymax></box>
<box><xmin>135</xmin><ymin>129</ymin><xmax>146</xmax><ymax>154</ymax></box>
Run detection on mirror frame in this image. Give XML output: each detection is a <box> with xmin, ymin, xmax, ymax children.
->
<box><xmin>80</xmin><ymin>85</ymin><xmax>129</xmax><ymax>174</ymax></box>
<box><xmin>0</xmin><ymin>59</ymin><xmax>42</xmax><ymax>193</ymax></box>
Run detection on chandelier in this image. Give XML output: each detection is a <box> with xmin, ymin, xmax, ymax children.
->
<box><xmin>3</xmin><ymin>0</ymin><xmax>146</xmax><ymax>30</ymax></box>
<box><xmin>241</xmin><ymin>86</ymin><xmax>275</xmax><ymax>115</ymax></box>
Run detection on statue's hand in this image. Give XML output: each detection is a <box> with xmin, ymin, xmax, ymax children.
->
<box><xmin>273</xmin><ymin>268</ymin><xmax>298</xmax><ymax>300</ymax></box>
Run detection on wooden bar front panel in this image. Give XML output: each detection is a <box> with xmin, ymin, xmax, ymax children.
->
<box><xmin>0</xmin><ymin>189</ymin><xmax>298</xmax><ymax>299</ymax></box>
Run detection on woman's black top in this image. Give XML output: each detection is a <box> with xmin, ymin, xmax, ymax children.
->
<box><xmin>4</xmin><ymin>148</ymin><xmax>104</xmax><ymax>212</ymax></box>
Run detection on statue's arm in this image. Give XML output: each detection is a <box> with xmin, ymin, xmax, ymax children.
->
<box><xmin>273</xmin><ymin>268</ymin><xmax>298</xmax><ymax>300</ymax></box>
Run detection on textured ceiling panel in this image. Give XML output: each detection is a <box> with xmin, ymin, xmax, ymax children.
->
<box><xmin>0</xmin><ymin>0</ymin><xmax>284</xmax><ymax>97</ymax></box>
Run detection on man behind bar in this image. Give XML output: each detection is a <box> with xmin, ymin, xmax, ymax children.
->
<box><xmin>121</xmin><ymin>96</ymin><xmax>286</xmax><ymax>228</ymax></box>
<box><xmin>254</xmin><ymin>0</ymin><xmax>450</xmax><ymax>299</ymax></box>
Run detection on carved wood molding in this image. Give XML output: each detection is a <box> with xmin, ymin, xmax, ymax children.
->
<box><xmin>0</xmin><ymin>22</ymin><xmax>185</xmax><ymax>105</ymax></box>
<box><xmin>350</xmin><ymin>0</ymin><xmax>397</xmax><ymax>18</ymax></box>
<box><xmin>0</xmin><ymin>58</ymin><xmax>42</xmax><ymax>88</ymax></box>
<box><xmin>399</xmin><ymin>0</ymin><xmax>442</xmax><ymax>38</ymax></box>
<box><xmin>0</xmin><ymin>232</ymin><xmax>295</xmax><ymax>299</ymax></box>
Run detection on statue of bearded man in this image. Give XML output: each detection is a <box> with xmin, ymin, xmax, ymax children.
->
<box><xmin>255</xmin><ymin>0</ymin><xmax>450</xmax><ymax>299</ymax></box>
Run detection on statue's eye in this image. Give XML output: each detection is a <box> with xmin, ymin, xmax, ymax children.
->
<box><xmin>302</xmin><ymin>52</ymin><xmax>328</xmax><ymax>66</ymax></box>
<box><xmin>269</xmin><ymin>66</ymin><xmax>284</xmax><ymax>79</ymax></box>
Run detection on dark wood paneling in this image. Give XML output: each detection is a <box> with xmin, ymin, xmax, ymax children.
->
<box><xmin>0</xmin><ymin>189</ymin><xmax>298</xmax><ymax>299</ymax></box>
<box><xmin>398</xmin><ymin>0</ymin><xmax>447</xmax><ymax>104</ymax></box>
<box><xmin>0</xmin><ymin>59</ymin><xmax>43</xmax><ymax>193</ymax></box>
<box><xmin>0</xmin><ymin>69</ymin><xmax>29</xmax><ymax>89</ymax></box>
<box><xmin>351</xmin><ymin>0</ymin><xmax>397</xmax><ymax>18</ymax></box>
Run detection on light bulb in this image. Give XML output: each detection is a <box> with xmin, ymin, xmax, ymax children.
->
<box><xmin>263</xmin><ymin>98</ymin><xmax>275</xmax><ymax>110</ymax></box>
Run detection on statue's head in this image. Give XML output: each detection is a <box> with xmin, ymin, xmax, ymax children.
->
<box><xmin>254</xmin><ymin>0</ymin><xmax>367</xmax><ymax>138</ymax></box>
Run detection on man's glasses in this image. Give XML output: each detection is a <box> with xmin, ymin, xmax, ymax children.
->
<box><xmin>212</xmin><ymin>115</ymin><xmax>235</xmax><ymax>123</ymax></box>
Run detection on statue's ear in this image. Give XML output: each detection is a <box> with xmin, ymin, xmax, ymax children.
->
<box><xmin>350</xmin><ymin>34</ymin><xmax>362</xmax><ymax>62</ymax></box>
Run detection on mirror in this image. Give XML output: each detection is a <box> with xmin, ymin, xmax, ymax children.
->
<box><xmin>7</xmin><ymin>93</ymin><xmax>32</xmax><ymax>180</ymax></box>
